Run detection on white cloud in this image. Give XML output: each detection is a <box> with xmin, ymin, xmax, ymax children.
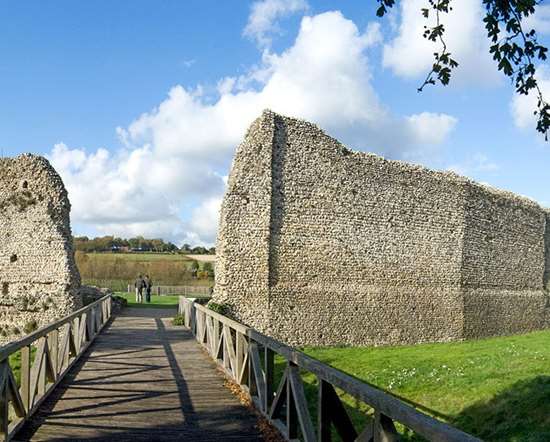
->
<box><xmin>364</xmin><ymin>22</ymin><xmax>383</xmax><ymax>47</ymax></box>
<box><xmin>510</xmin><ymin>67</ymin><xmax>550</xmax><ymax>131</ymax></box>
<box><xmin>181</xmin><ymin>59</ymin><xmax>196</xmax><ymax>68</ymax></box>
<box><xmin>244</xmin><ymin>0</ymin><xmax>309</xmax><ymax>47</ymax></box>
<box><xmin>405</xmin><ymin>112</ymin><xmax>458</xmax><ymax>145</ymax></box>
<box><xmin>183</xmin><ymin>197</ymin><xmax>223</xmax><ymax>246</ymax></box>
<box><xmin>53</xmin><ymin>10</ymin><xmax>457</xmax><ymax>246</ymax></box>
<box><xmin>383</xmin><ymin>0</ymin><xmax>499</xmax><ymax>85</ymax></box>
<box><xmin>523</xmin><ymin>5</ymin><xmax>550</xmax><ymax>35</ymax></box>
<box><xmin>447</xmin><ymin>153</ymin><xmax>499</xmax><ymax>176</ymax></box>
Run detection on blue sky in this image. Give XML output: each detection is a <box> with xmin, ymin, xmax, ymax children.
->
<box><xmin>2</xmin><ymin>0</ymin><xmax>550</xmax><ymax>245</ymax></box>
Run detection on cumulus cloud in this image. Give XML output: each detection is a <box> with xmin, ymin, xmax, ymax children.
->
<box><xmin>447</xmin><ymin>153</ymin><xmax>499</xmax><ymax>176</ymax></box>
<box><xmin>523</xmin><ymin>5</ymin><xmax>550</xmax><ymax>35</ymax></box>
<box><xmin>53</xmin><ymin>10</ymin><xmax>457</xmax><ymax>246</ymax></box>
<box><xmin>244</xmin><ymin>0</ymin><xmax>309</xmax><ymax>47</ymax></box>
<box><xmin>405</xmin><ymin>112</ymin><xmax>457</xmax><ymax>145</ymax></box>
<box><xmin>383</xmin><ymin>0</ymin><xmax>499</xmax><ymax>85</ymax></box>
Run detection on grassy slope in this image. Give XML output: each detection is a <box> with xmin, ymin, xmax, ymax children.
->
<box><xmin>302</xmin><ymin>329</ymin><xmax>550</xmax><ymax>441</ymax></box>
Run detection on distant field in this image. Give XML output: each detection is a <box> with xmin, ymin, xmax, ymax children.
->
<box><xmin>77</xmin><ymin>251</ymin><xmax>213</xmax><ymax>291</ymax></box>
<box><xmin>186</xmin><ymin>254</ymin><xmax>216</xmax><ymax>262</ymax></box>
<box><xmin>301</xmin><ymin>329</ymin><xmax>550</xmax><ymax>441</ymax></box>
<box><xmin>85</xmin><ymin>252</ymin><xmax>192</xmax><ymax>262</ymax></box>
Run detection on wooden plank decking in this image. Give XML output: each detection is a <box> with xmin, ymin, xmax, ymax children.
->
<box><xmin>15</xmin><ymin>307</ymin><xmax>264</xmax><ymax>441</ymax></box>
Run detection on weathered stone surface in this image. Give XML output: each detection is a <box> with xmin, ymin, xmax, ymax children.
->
<box><xmin>0</xmin><ymin>154</ymin><xmax>81</xmax><ymax>342</ymax></box>
<box><xmin>213</xmin><ymin>110</ymin><xmax>550</xmax><ymax>346</ymax></box>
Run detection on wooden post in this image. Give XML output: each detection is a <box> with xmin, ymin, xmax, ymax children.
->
<box><xmin>0</xmin><ymin>365</ymin><xmax>8</xmax><ymax>441</ymax></box>
<box><xmin>213</xmin><ymin>320</ymin><xmax>220</xmax><ymax>360</ymax></box>
<box><xmin>48</xmin><ymin>330</ymin><xmax>58</xmax><ymax>377</ymax></box>
<box><xmin>38</xmin><ymin>341</ymin><xmax>46</xmax><ymax>397</ymax></box>
<box><xmin>287</xmin><ymin>362</ymin><xmax>298</xmax><ymax>440</ymax></box>
<box><xmin>318</xmin><ymin>379</ymin><xmax>331</xmax><ymax>442</ymax></box>
<box><xmin>374</xmin><ymin>410</ymin><xmax>399</xmax><ymax>442</ymax></box>
<box><xmin>20</xmin><ymin>346</ymin><xmax>31</xmax><ymax>412</ymax></box>
<box><xmin>222</xmin><ymin>326</ymin><xmax>229</xmax><ymax>371</ymax></box>
<box><xmin>265</xmin><ymin>347</ymin><xmax>274</xmax><ymax>411</ymax></box>
<box><xmin>236</xmin><ymin>332</ymin><xmax>243</xmax><ymax>384</ymax></box>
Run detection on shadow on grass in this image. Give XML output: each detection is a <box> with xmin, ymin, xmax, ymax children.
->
<box><xmin>451</xmin><ymin>376</ymin><xmax>550</xmax><ymax>442</ymax></box>
<box><xmin>274</xmin><ymin>356</ymin><xmax>550</xmax><ymax>441</ymax></box>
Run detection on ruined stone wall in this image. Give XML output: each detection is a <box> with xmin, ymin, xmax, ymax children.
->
<box><xmin>0</xmin><ymin>154</ymin><xmax>81</xmax><ymax>343</ymax></box>
<box><xmin>214</xmin><ymin>110</ymin><xmax>550</xmax><ymax>346</ymax></box>
<box><xmin>544</xmin><ymin>210</ymin><xmax>550</xmax><ymax>292</ymax></box>
<box><xmin>461</xmin><ymin>185</ymin><xmax>547</xmax><ymax>339</ymax></box>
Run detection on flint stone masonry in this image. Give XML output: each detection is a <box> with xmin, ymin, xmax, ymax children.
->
<box><xmin>0</xmin><ymin>154</ymin><xmax>81</xmax><ymax>343</ymax></box>
<box><xmin>213</xmin><ymin>110</ymin><xmax>550</xmax><ymax>346</ymax></box>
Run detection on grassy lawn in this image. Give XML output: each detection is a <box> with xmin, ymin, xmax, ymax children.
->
<box><xmin>298</xmin><ymin>329</ymin><xmax>550</xmax><ymax>441</ymax></box>
<box><xmin>116</xmin><ymin>292</ymin><xmax>181</xmax><ymax>309</ymax></box>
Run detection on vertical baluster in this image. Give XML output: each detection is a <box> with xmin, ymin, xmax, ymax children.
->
<box><xmin>20</xmin><ymin>346</ymin><xmax>31</xmax><ymax>413</ymax></box>
<box><xmin>374</xmin><ymin>410</ymin><xmax>399</xmax><ymax>442</ymax></box>
<box><xmin>48</xmin><ymin>330</ymin><xmax>58</xmax><ymax>379</ymax></box>
<box><xmin>73</xmin><ymin>317</ymin><xmax>80</xmax><ymax>353</ymax></box>
<box><xmin>318</xmin><ymin>379</ymin><xmax>331</xmax><ymax>442</ymax></box>
<box><xmin>236</xmin><ymin>332</ymin><xmax>243</xmax><ymax>383</ymax></box>
<box><xmin>222</xmin><ymin>326</ymin><xmax>229</xmax><ymax>371</ymax></box>
<box><xmin>213</xmin><ymin>319</ymin><xmax>220</xmax><ymax>359</ymax></box>
<box><xmin>0</xmin><ymin>363</ymin><xmax>8</xmax><ymax>441</ymax></box>
<box><xmin>265</xmin><ymin>347</ymin><xmax>274</xmax><ymax>411</ymax></box>
<box><xmin>287</xmin><ymin>361</ymin><xmax>298</xmax><ymax>440</ymax></box>
<box><xmin>38</xmin><ymin>339</ymin><xmax>46</xmax><ymax>397</ymax></box>
<box><xmin>95</xmin><ymin>305</ymin><xmax>101</xmax><ymax>333</ymax></box>
<box><xmin>63</xmin><ymin>325</ymin><xmax>71</xmax><ymax>369</ymax></box>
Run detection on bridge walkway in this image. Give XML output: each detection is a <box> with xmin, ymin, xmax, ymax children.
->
<box><xmin>15</xmin><ymin>307</ymin><xmax>264</xmax><ymax>442</ymax></box>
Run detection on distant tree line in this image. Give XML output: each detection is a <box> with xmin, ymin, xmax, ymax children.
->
<box><xmin>73</xmin><ymin>235</ymin><xmax>215</xmax><ymax>254</ymax></box>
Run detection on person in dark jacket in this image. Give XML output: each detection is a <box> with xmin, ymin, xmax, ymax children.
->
<box><xmin>144</xmin><ymin>275</ymin><xmax>152</xmax><ymax>303</ymax></box>
<box><xmin>134</xmin><ymin>275</ymin><xmax>145</xmax><ymax>303</ymax></box>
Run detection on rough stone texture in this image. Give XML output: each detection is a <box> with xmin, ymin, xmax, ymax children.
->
<box><xmin>0</xmin><ymin>154</ymin><xmax>81</xmax><ymax>342</ymax></box>
<box><xmin>213</xmin><ymin>110</ymin><xmax>550</xmax><ymax>346</ymax></box>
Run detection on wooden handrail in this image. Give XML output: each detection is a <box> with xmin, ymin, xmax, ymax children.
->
<box><xmin>0</xmin><ymin>294</ymin><xmax>113</xmax><ymax>441</ymax></box>
<box><xmin>179</xmin><ymin>297</ymin><xmax>480</xmax><ymax>442</ymax></box>
<box><xmin>0</xmin><ymin>295</ymin><xmax>111</xmax><ymax>360</ymax></box>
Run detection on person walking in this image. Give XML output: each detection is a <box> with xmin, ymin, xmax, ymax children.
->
<box><xmin>134</xmin><ymin>274</ymin><xmax>145</xmax><ymax>303</ymax></box>
<box><xmin>144</xmin><ymin>274</ymin><xmax>153</xmax><ymax>303</ymax></box>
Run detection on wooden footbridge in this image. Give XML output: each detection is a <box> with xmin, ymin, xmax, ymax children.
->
<box><xmin>0</xmin><ymin>295</ymin><xmax>480</xmax><ymax>441</ymax></box>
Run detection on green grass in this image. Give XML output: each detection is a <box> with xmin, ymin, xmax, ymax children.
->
<box><xmin>116</xmin><ymin>292</ymin><xmax>180</xmax><ymax>309</ymax></box>
<box><xmin>298</xmin><ymin>329</ymin><xmax>550</xmax><ymax>441</ymax></box>
<box><xmin>8</xmin><ymin>347</ymin><xmax>37</xmax><ymax>386</ymax></box>
<box><xmin>9</xmin><ymin>350</ymin><xmax>23</xmax><ymax>385</ymax></box>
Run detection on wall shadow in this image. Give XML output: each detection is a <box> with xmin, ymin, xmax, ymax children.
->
<box><xmin>449</xmin><ymin>375</ymin><xmax>550</xmax><ymax>442</ymax></box>
<box><xmin>267</xmin><ymin>114</ymin><xmax>287</xmax><ymax>288</ymax></box>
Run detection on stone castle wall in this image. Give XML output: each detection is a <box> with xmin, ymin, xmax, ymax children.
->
<box><xmin>214</xmin><ymin>110</ymin><xmax>550</xmax><ymax>346</ymax></box>
<box><xmin>0</xmin><ymin>154</ymin><xmax>81</xmax><ymax>343</ymax></box>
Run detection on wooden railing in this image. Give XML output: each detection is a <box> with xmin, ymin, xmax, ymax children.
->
<box><xmin>0</xmin><ymin>294</ymin><xmax>113</xmax><ymax>441</ymax></box>
<box><xmin>179</xmin><ymin>297</ymin><xmax>480</xmax><ymax>442</ymax></box>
